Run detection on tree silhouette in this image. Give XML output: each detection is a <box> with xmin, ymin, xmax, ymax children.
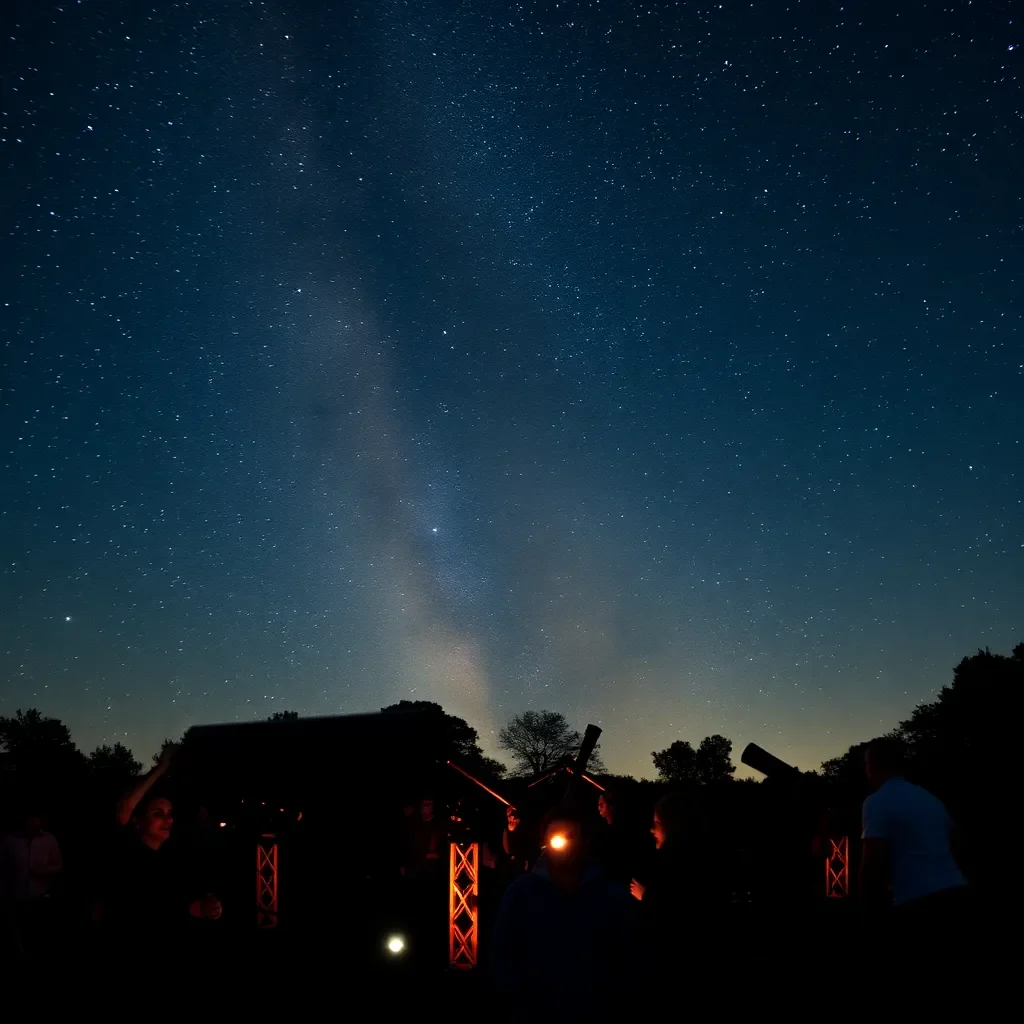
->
<box><xmin>652</xmin><ymin>735</ymin><xmax>735</xmax><ymax>784</ymax></box>
<box><xmin>498</xmin><ymin>710</ymin><xmax>605</xmax><ymax>776</ymax></box>
<box><xmin>651</xmin><ymin>740</ymin><xmax>698</xmax><ymax>784</ymax></box>
<box><xmin>0</xmin><ymin>708</ymin><xmax>85</xmax><ymax>781</ymax></box>
<box><xmin>695</xmin><ymin>734</ymin><xmax>736</xmax><ymax>784</ymax></box>
<box><xmin>817</xmin><ymin>643</ymin><xmax>1023</xmax><ymax>831</ymax></box>
<box><xmin>268</xmin><ymin>710</ymin><xmax>300</xmax><ymax>722</ymax></box>
<box><xmin>151</xmin><ymin>737</ymin><xmax>182</xmax><ymax>766</ymax></box>
<box><xmin>382</xmin><ymin>700</ymin><xmax>506</xmax><ymax>782</ymax></box>
<box><xmin>897</xmin><ymin>644</ymin><xmax>1021</xmax><ymax>800</ymax></box>
<box><xmin>88</xmin><ymin>742</ymin><xmax>143</xmax><ymax>796</ymax></box>
<box><xmin>820</xmin><ymin>742</ymin><xmax>870</xmax><ymax>788</ymax></box>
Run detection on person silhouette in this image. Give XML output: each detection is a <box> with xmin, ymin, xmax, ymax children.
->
<box><xmin>400</xmin><ymin>796</ymin><xmax>447</xmax><ymax>969</ymax></box>
<box><xmin>491</xmin><ymin>806</ymin><xmax>636</xmax><ymax>1023</ymax></box>
<box><xmin>859</xmin><ymin>738</ymin><xmax>969</xmax><ymax>922</ymax></box>
<box><xmin>858</xmin><ymin>737</ymin><xmax>981</xmax><ymax>1003</ymax></box>
<box><xmin>630</xmin><ymin>791</ymin><xmax>726</xmax><ymax>977</ymax></box>
<box><xmin>501</xmin><ymin>804</ymin><xmax>533</xmax><ymax>877</ymax></box>
<box><xmin>594</xmin><ymin>788</ymin><xmax>634</xmax><ymax>889</ymax></box>
<box><xmin>0</xmin><ymin>802</ymin><xmax>62</xmax><ymax>962</ymax></box>
<box><xmin>99</xmin><ymin>745</ymin><xmax>222</xmax><ymax>964</ymax></box>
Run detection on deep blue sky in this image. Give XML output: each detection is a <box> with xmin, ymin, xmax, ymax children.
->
<box><xmin>2</xmin><ymin>1</ymin><xmax>1020</xmax><ymax>776</ymax></box>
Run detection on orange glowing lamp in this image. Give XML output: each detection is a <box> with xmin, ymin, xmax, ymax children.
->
<box><xmin>549</xmin><ymin>833</ymin><xmax>569</xmax><ymax>851</ymax></box>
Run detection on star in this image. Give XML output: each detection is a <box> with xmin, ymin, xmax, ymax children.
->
<box><xmin>1</xmin><ymin>0</ymin><xmax>1018</xmax><ymax>782</ymax></box>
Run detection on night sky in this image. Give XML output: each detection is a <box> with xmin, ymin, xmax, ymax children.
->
<box><xmin>2</xmin><ymin>2</ymin><xmax>1021</xmax><ymax>777</ymax></box>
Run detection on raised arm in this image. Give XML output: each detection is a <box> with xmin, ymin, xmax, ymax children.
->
<box><xmin>116</xmin><ymin>744</ymin><xmax>176</xmax><ymax>825</ymax></box>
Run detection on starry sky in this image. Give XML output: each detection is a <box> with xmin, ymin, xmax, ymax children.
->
<box><xmin>2</xmin><ymin>1</ymin><xmax>1021</xmax><ymax>777</ymax></box>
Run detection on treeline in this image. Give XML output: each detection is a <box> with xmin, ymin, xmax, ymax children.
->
<box><xmin>3</xmin><ymin>643</ymin><xmax>1019</xmax><ymax>813</ymax></box>
<box><xmin>0</xmin><ymin>709</ymin><xmax>144</xmax><ymax>805</ymax></box>
<box><xmin>815</xmin><ymin>644</ymin><xmax>1021</xmax><ymax>819</ymax></box>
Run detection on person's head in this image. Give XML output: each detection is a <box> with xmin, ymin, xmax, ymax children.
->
<box><xmin>21</xmin><ymin>810</ymin><xmax>44</xmax><ymax>835</ymax></box>
<box><xmin>651</xmin><ymin>802</ymin><xmax>670</xmax><ymax>850</ymax></box>
<box><xmin>419</xmin><ymin>798</ymin><xmax>435</xmax><ymax>822</ymax></box>
<box><xmin>136</xmin><ymin>794</ymin><xmax>174</xmax><ymax>850</ymax></box>
<box><xmin>597</xmin><ymin>790</ymin><xmax>616</xmax><ymax>825</ymax></box>
<box><xmin>506</xmin><ymin>804</ymin><xmax>521</xmax><ymax>831</ymax></box>
<box><xmin>865</xmin><ymin>737</ymin><xmax>906</xmax><ymax>788</ymax></box>
<box><xmin>541</xmin><ymin>805</ymin><xmax>591</xmax><ymax>885</ymax></box>
<box><xmin>652</xmin><ymin>791</ymin><xmax>705</xmax><ymax>851</ymax></box>
<box><xmin>14</xmin><ymin>795</ymin><xmax>46</xmax><ymax>835</ymax></box>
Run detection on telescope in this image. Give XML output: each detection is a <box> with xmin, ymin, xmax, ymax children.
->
<box><xmin>741</xmin><ymin>742</ymin><xmax>855</xmax><ymax>902</ymax></box>
<box><xmin>740</xmin><ymin>742</ymin><xmax>802</xmax><ymax>780</ymax></box>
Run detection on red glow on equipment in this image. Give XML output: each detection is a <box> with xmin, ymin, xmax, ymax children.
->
<box><xmin>257</xmin><ymin>836</ymin><xmax>279</xmax><ymax>928</ymax></box>
<box><xmin>825</xmin><ymin>836</ymin><xmax>849</xmax><ymax>898</ymax></box>
<box><xmin>575</xmin><ymin>770</ymin><xmax>605</xmax><ymax>792</ymax></box>
<box><xmin>449</xmin><ymin>842</ymin><xmax>479</xmax><ymax>969</ymax></box>
<box><xmin>527</xmin><ymin>765</ymin><xmax>605</xmax><ymax>791</ymax></box>
<box><xmin>446</xmin><ymin>760</ymin><xmax>511</xmax><ymax>806</ymax></box>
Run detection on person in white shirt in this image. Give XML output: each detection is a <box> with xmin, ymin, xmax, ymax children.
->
<box><xmin>859</xmin><ymin>737</ymin><xmax>968</xmax><ymax>919</ymax></box>
<box><xmin>0</xmin><ymin>811</ymin><xmax>62</xmax><ymax>903</ymax></box>
<box><xmin>0</xmin><ymin>806</ymin><xmax>63</xmax><ymax>959</ymax></box>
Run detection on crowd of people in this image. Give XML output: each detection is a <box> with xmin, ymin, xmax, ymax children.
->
<box><xmin>398</xmin><ymin>737</ymin><xmax>977</xmax><ymax>1016</ymax></box>
<box><xmin>0</xmin><ymin>744</ymin><xmax>226</xmax><ymax>969</ymax></box>
<box><xmin>474</xmin><ymin>785</ymin><xmax>741</xmax><ymax>1019</ymax></box>
<box><xmin>1</xmin><ymin>736</ymin><xmax>976</xmax><ymax>1005</ymax></box>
